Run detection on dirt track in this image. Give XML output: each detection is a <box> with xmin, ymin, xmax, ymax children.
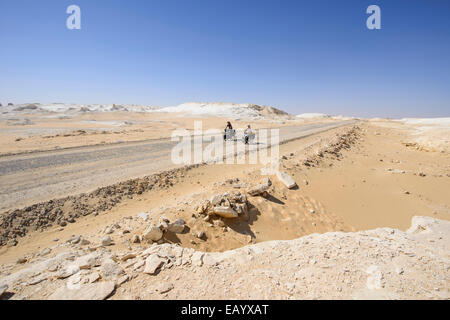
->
<box><xmin>0</xmin><ymin>121</ymin><xmax>355</xmax><ymax>211</ymax></box>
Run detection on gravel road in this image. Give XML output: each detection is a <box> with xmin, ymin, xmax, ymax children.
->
<box><xmin>0</xmin><ymin>121</ymin><xmax>355</xmax><ymax>211</ymax></box>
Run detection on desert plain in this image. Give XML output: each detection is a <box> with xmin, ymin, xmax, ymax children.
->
<box><xmin>0</xmin><ymin>102</ymin><xmax>448</xmax><ymax>300</ymax></box>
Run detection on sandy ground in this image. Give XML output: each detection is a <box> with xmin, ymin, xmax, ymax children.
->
<box><xmin>0</xmin><ymin>115</ymin><xmax>449</xmax><ymax>300</ymax></box>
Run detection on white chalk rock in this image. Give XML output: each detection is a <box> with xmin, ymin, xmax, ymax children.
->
<box><xmin>213</xmin><ymin>206</ymin><xmax>238</xmax><ymax>219</ymax></box>
<box><xmin>143</xmin><ymin>226</ymin><xmax>163</xmax><ymax>241</ymax></box>
<box><xmin>276</xmin><ymin>171</ymin><xmax>297</xmax><ymax>189</ymax></box>
<box><xmin>48</xmin><ymin>281</ymin><xmax>115</xmax><ymax>300</ymax></box>
<box><xmin>168</xmin><ymin>219</ymin><xmax>185</xmax><ymax>233</ymax></box>
<box><xmin>144</xmin><ymin>254</ymin><xmax>165</xmax><ymax>275</ymax></box>
<box><xmin>247</xmin><ymin>178</ymin><xmax>272</xmax><ymax>196</ymax></box>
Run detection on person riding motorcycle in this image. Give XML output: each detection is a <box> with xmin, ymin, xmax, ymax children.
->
<box><xmin>224</xmin><ymin>121</ymin><xmax>233</xmax><ymax>140</ymax></box>
<box><xmin>244</xmin><ymin>125</ymin><xmax>253</xmax><ymax>144</ymax></box>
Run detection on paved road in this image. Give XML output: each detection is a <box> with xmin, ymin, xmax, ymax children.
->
<box><xmin>0</xmin><ymin>121</ymin><xmax>355</xmax><ymax>211</ymax></box>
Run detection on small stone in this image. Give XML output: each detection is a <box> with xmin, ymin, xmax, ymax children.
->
<box><xmin>41</xmin><ymin>248</ymin><xmax>51</xmax><ymax>256</ymax></box>
<box><xmin>168</xmin><ymin>219</ymin><xmax>186</xmax><ymax>234</ymax></box>
<box><xmin>17</xmin><ymin>257</ymin><xmax>27</xmax><ymax>264</ymax></box>
<box><xmin>143</xmin><ymin>226</ymin><xmax>163</xmax><ymax>242</ymax></box>
<box><xmin>7</xmin><ymin>239</ymin><xmax>18</xmax><ymax>247</ymax></box>
<box><xmin>196</xmin><ymin>231</ymin><xmax>206</xmax><ymax>240</ymax></box>
<box><xmin>68</xmin><ymin>235</ymin><xmax>81</xmax><ymax>244</ymax></box>
<box><xmin>131</xmin><ymin>235</ymin><xmax>141</xmax><ymax>243</ymax></box>
<box><xmin>120</xmin><ymin>253</ymin><xmax>136</xmax><ymax>261</ymax></box>
<box><xmin>104</xmin><ymin>226</ymin><xmax>114</xmax><ymax>234</ymax></box>
<box><xmin>157</xmin><ymin>282</ymin><xmax>174</xmax><ymax>294</ymax></box>
<box><xmin>213</xmin><ymin>219</ymin><xmax>225</xmax><ymax>228</ymax></box>
<box><xmin>56</xmin><ymin>265</ymin><xmax>80</xmax><ymax>279</ymax></box>
<box><xmin>88</xmin><ymin>272</ymin><xmax>100</xmax><ymax>283</ymax></box>
<box><xmin>138</xmin><ymin>212</ymin><xmax>149</xmax><ymax>221</ymax></box>
<box><xmin>213</xmin><ymin>206</ymin><xmax>238</xmax><ymax>219</ymax></box>
<box><xmin>116</xmin><ymin>275</ymin><xmax>130</xmax><ymax>287</ymax></box>
<box><xmin>276</xmin><ymin>171</ymin><xmax>297</xmax><ymax>189</ymax></box>
<box><xmin>144</xmin><ymin>255</ymin><xmax>165</xmax><ymax>275</ymax></box>
<box><xmin>101</xmin><ymin>236</ymin><xmax>113</xmax><ymax>246</ymax></box>
<box><xmin>247</xmin><ymin>178</ymin><xmax>272</xmax><ymax>196</ymax></box>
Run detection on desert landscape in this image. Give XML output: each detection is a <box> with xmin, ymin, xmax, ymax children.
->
<box><xmin>0</xmin><ymin>102</ymin><xmax>448</xmax><ymax>300</ymax></box>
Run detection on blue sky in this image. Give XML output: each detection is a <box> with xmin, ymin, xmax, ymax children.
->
<box><xmin>0</xmin><ymin>0</ymin><xmax>449</xmax><ymax>118</ymax></box>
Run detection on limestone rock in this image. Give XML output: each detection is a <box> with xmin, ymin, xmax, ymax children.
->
<box><xmin>101</xmin><ymin>259</ymin><xmax>124</xmax><ymax>280</ymax></box>
<box><xmin>276</xmin><ymin>171</ymin><xmax>297</xmax><ymax>189</ymax></box>
<box><xmin>144</xmin><ymin>255</ymin><xmax>165</xmax><ymax>275</ymax></box>
<box><xmin>143</xmin><ymin>226</ymin><xmax>163</xmax><ymax>242</ymax></box>
<box><xmin>247</xmin><ymin>178</ymin><xmax>272</xmax><ymax>196</ymax></box>
<box><xmin>138</xmin><ymin>212</ymin><xmax>149</xmax><ymax>221</ymax></box>
<box><xmin>213</xmin><ymin>206</ymin><xmax>238</xmax><ymax>218</ymax></box>
<box><xmin>191</xmin><ymin>252</ymin><xmax>204</xmax><ymax>266</ymax></box>
<box><xmin>101</xmin><ymin>236</ymin><xmax>113</xmax><ymax>246</ymax></box>
<box><xmin>49</xmin><ymin>281</ymin><xmax>115</xmax><ymax>300</ymax></box>
<box><xmin>168</xmin><ymin>219</ymin><xmax>185</xmax><ymax>233</ymax></box>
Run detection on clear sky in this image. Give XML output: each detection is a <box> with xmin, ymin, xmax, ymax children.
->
<box><xmin>1</xmin><ymin>0</ymin><xmax>449</xmax><ymax>118</ymax></box>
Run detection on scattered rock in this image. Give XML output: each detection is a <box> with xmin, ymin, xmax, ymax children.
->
<box><xmin>56</xmin><ymin>265</ymin><xmax>80</xmax><ymax>279</ymax></box>
<box><xmin>144</xmin><ymin>255</ymin><xmax>165</xmax><ymax>275</ymax></box>
<box><xmin>276</xmin><ymin>171</ymin><xmax>297</xmax><ymax>189</ymax></box>
<box><xmin>68</xmin><ymin>235</ymin><xmax>81</xmax><ymax>244</ymax></box>
<box><xmin>143</xmin><ymin>226</ymin><xmax>163</xmax><ymax>242</ymax></box>
<box><xmin>213</xmin><ymin>206</ymin><xmax>238</xmax><ymax>219</ymax></box>
<box><xmin>88</xmin><ymin>272</ymin><xmax>100</xmax><ymax>283</ymax></box>
<box><xmin>138</xmin><ymin>212</ymin><xmax>149</xmax><ymax>221</ymax></box>
<box><xmin>196</xmin><ymin>231</ymin><xmax>206</xmax><ymax>240</ymax></box>
<box><xmin>17</xmin><ymin>257</ymin><xmax>27</xmax><ymax>264</ymax></box>
<box><xmin>41</xmin><ymin>248</ymin><xmax>51</xmax><ymax>256</ymax></box>
<box><xmin>49</xmin><ymin>281</ymin><xmax>116</xmax><ymax>300</ymax></box>
<box><xmin>168</xmin><ymin>219</ymin><xmax>186</xmax><ymax>233</ymax></box>
<box><xmin>120</xmin><ymin>253</ymin><xmax>136</xmax><ymax>261</ymax></box>
<box><xmin>101</xmin><ymin>236</ymin><xmax>113</xmax><ymax>246</ymax></box>
<box><xmin>157</xmin><ymin>282</ymin><xmax>174</xmax><ymax>294</ymax></box>
<box><xmin>104</xmin><ymin>226</ymin><xmax>114</xmax><ymax>234</ymax></box>
<box><xmin>116</xmin><ymin>275</ymin><xmax>129</xmax><ymax>287</ymax></box>
<box><xmin>247</xmin><ymin>178</ymin><xmax>272</xmax><ymax>196</ymax></box>
<box><xmin>131</xmin><ymin>235</ymin><xmax>141</xmax><ymax>243</ymax></box>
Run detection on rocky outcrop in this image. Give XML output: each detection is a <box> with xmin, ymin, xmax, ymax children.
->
<box><xmin>0</xmin><ymin>216</ymin><xmax>448</xmax><ymax>300</ymax></box>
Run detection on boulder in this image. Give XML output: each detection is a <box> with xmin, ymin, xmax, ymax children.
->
<box><xmin>213</xmin><ymin>206</ymin><xmax>238</xmax><ymax>219</ymax></box>
<box><xmin>247</xmin><ymin>178</ymin><xmax>272</xmax><ymax>196</ymax></box>
<box><xmin>168</xmin><ymin>219</ymin><xmax>185</xmax><ymax>233</ymax></box>
<box><xmin>48</xmin><ymin>281</ymin><xmax>115</xmax><ymax>300</ymax></box>
<box><xmin>144</xmin><ymin>255</ymin><xmax>165</xmax><ymax>275</ymax></box>
<box><xmin>73</xmin><ymin>252</ymin><xmax>101</xmax><ymax>270</ymax></box>
<box><xmin>143</xmin><ymin>226</ymin><xmax>163</xmax><ymax>242</ymax></box>
<box><xmin>276</xmin><ymin>171</ymin><xmax>297</xmax><ymax>189</ymax></box>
